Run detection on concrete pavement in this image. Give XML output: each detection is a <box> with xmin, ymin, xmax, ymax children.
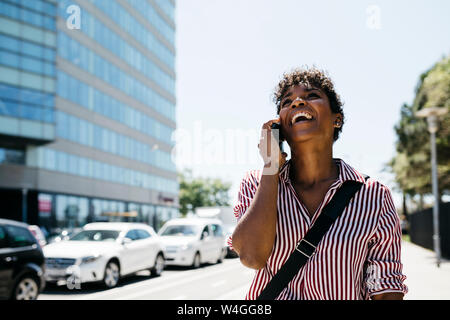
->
<box><xmin>402</xmin><ymin>240</ymin><xmax>450</xmax><ymax>300</ymax></box>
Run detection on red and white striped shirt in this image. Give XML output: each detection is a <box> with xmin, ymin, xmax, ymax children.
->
<box><xmin>229</xmin><ymin>158</ymin><xmax>408</xmax><ymax>300</ymax></box>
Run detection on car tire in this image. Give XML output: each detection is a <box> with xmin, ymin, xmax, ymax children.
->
<box><xmin>192</xmin><ymin>252</ymin><xmax>201</xmax><ymax>269</ymax></box>
<box><xmin>150</xmin><ymin>253</ymin><xmax>165</xmax><ymax>277</ymax></box>
<box><xmin>103</xmin><ymin>260</ymin><xmax>120</xmax><ymax>289</ymax></box>
<box><xmin>12</xmin><ymin>275</ymin><xmax>40</xmax><ymax>300</ymax></box>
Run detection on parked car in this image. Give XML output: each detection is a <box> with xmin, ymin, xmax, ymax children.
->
<box><xmin>0</xmin><ymin>219</ymin><xmax>46</xmax><ymax>300</ymax></box>
<box><xmin>158</xmin><ymin>218</ymin><xmax>227</xmax><ymax>268</ymax></box>
<box><xmin>195</xmin><ymin>206</ymin><xmax>238</xmax><ymax>258</ymax></box>
<box><xmin>28</xmin><ymin>225</ymin><xmax>47</xmax><ymax>247</ymax></box>
<box><xmin>43</xmin><ymin>222</ymin><xmax>165</xmax><ymax>289</ymax></box>
<box><xmin>224</xmin><ymin>225</ymin><xmax>239</xmax><ymax>258</ymax></box>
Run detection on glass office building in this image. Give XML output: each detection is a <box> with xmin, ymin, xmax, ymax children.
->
<box><xmin>0</xmin><ymin>0</ymin><xmax>178</xmax><ymax>233</ymax></box>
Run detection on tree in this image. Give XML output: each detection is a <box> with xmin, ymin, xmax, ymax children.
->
<box><xmin>178</xmin><ymin>169</ymin><xmax>232</xmax><ymax>216</ymax></box>
<box><xmin>389</xmin><ymin>55</ymin><xmax>450</xmax><ymax>207</ymax></box>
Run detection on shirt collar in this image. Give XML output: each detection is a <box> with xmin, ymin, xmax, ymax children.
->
<box><xmin>279</xmin><ymin>158</ymin><xmax>366</xmax><ymax>185</ymax></box>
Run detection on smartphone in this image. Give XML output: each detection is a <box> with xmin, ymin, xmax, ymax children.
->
<box><xmin>270</xmin><ymin>122</ymin><xmax>284</xmax><ymax>152</ymax></box>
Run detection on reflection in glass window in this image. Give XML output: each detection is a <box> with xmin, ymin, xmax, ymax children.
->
<box><xmin>5</xmin><ymin>226</ymin><xmax>36</xmax><ymax>248</ymax></box>
<box><xmin>160</xmin><ymin>225</ymin><xmax>200</xmax><ymax>237</ymax></box>
<box><xmin>0</xmin><ymin>226</ymin><xmax>7</xmax><ymax>249</ymax></box>
<box><xmin>70</xmin><ymin>230</ymin><xmax>120</xmax><ymax>242</ymax></box>
<box><xmin>0</xmin><ymin>148</ymin><xmax>25</xmax><ymax>165</ymax></box>
<box><xmin>136</xmin><ymin>229</ymin><xmax>151</xmax><ymax>239</ymax></box>
<box><xmin>55</xmin><ymin>194</ymin><xmax>89</xmax><ymax>229</ymax></box>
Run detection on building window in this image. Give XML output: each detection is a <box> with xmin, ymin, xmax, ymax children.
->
<box><xmin>0</xmin><ymin>147</ymin><xmax>25</xmax><ymax>165</ymax></box>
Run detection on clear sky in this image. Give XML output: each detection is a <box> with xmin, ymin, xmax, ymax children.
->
<box><xmin>174</xmin><ymin>0</ymin><xmax>450</xmax><ymax>208</ymax></box>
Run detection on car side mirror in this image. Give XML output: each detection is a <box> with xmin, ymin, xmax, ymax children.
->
<box><xmin>122</xmin><ymin>237</ymin><xmax>132</xmax><ymax>245</ymax></box>
<box><xmin>201</xmin><ymin>231</ymin><xmax>209</xmax><ymax>240</ymax></box>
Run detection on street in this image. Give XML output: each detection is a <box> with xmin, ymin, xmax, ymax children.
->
<box><xmin>38</xmin><ymin>257</ymin><xmax>254</xmax><ymax>300</ymax></box>
<box><xmin>38</xmin><ymin>240</ymin><xmax>450</xmax><ymax>300</ymax></box>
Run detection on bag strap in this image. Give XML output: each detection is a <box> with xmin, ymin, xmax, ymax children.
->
<box><xmin>257</xmin><ymin>177</ymin><xmax>367</xmax><ymax>300</ymax></box>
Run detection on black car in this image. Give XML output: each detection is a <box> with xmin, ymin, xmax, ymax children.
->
<box><xmin>0</xmin><ymin>219</ymin><xmax>46</xmax><ymax>300</ymax></box>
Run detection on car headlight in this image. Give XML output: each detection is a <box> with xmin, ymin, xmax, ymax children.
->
<box><xmin>81</xmin><ymin>255</ymin><xmax>101</xmax><ymax>264</ymax></box>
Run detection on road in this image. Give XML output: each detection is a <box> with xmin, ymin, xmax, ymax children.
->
<box><xmin>38</xmin><ymin>257</ymin><xmax>254</xmax><ymax>300</ymax></box>
<box><xmin>39</xmin><ymin>241</ymin><xmax>449</xmax><ymax>300</ymax></box>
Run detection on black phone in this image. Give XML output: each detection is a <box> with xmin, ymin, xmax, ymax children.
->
<box><xmin>270</xmin><ymin>122</ymin><xmax>284</xmax><ymax>152</ymax></box>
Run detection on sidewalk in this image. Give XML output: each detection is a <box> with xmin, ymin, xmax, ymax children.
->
<box><xmin>402</xmin><ymin>240</ymin><xmax>450</xmax><ymax>300</ymax></box>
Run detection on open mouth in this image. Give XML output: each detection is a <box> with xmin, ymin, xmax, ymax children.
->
<box><xmin>291</xmin><ymin>111</ymin><xmax>314</xmax><ymax>125</ymax></box>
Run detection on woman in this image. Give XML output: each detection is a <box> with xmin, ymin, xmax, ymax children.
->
<box><xmin>231</xmin><ymin>67</ymin><xmax>408</xmax><ymax>300</ymax></box>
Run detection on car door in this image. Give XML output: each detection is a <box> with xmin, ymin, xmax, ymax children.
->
<box><xmin>211</xmin><ymin>224</ymin><xmax>225</xmax><ymax>261</ymax></box>
<box><xmin>0</xmin><ymin>225</ymin><xmax>43</xmax><ymax>298</ymax></box>
<box><xmin>135</xmin><ymin>229</ymin><xmax>158</xmax><ymax>269</ymax></box>
<box><xmin>121</xmin><ymin>229</ymin><xmax>142</xmax><ymax>274</ymax></box>
<box><xmin>200</xmin><ymin>225</ymin><xmax>215</xmax><ymax>262</ymax></box>
<box><xmin>0</xmin><ymin>225</ymin><xmax>13</xmax><ymax>299</ymax></box>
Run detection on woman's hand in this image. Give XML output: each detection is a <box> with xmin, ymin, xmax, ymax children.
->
<box><xmin>258</xmin><ymin>119</ymin><xmax>287</xmax><ymax>173</ymax></box>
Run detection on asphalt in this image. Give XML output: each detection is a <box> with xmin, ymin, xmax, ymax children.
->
<box><xmin>401</xmin><ymin>240</ymin><xmax>450</xmax><ymax>300</ymax></box>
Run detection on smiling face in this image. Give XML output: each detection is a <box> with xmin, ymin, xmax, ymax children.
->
<box><xmin>278</xmin><ymin>84</ymin><xmax>342</xmax><ymax>146</ymax></box>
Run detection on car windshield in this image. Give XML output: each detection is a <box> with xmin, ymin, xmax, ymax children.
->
<box><xmin>160</xmin><ymin>225</ymin><xmax>200</xmax><ymax>237</ymax></box>
<box><xmin>69</xmin><ymin>230</ymin><xmax>120</xmax><ymax>242</ymax></box>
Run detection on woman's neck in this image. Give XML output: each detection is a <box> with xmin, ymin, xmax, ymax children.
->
<box><xmin>289</xmin><ymin>142</ymin><xmax>338</xmax><ymax>189</ymax></box>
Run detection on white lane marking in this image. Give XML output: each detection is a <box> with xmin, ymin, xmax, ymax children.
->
<box><xmin>116</xmin><ymin>264</ymin><xmax>242</xmax><ymax>300</ymax></box>
<box><xmin>211</xmin><ymin>280</ymin><xmax>227</xmax><ymax>288</ymax></box>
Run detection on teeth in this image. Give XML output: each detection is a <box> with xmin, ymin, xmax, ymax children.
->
<box><xmin>292</xmin><ymin>111</ymin><xmax>313</xmax><ymax>124</ymax></box>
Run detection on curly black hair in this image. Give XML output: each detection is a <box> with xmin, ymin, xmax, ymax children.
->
<box><xmin>273</xmin><ymin>66</ymin><xmax>344</xmax><ymax>141</ymax></box>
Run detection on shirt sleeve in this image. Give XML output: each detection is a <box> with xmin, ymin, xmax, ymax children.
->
<box><xmin>364</xmin><ymin>186</ymin><xmax>408</xmax><ymax>298</ymax></box>
<box><xmin>227</xmin><ymin>170</ymin><xmax>260</xmax><ymax>250</ymax></box>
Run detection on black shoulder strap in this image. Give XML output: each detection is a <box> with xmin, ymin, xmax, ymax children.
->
<box><xmin>257</xmin><ymin>179</ymin><xmax>365</xmax><ymax>300</ymax></box>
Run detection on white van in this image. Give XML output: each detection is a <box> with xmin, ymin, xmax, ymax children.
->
<box><xmin>158</xmin><ymin>218</ymin><xmax>227</xmax><ymax>268</ymax></box>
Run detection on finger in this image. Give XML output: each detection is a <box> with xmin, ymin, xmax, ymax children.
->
<box><xmin>262</xmin><ymin>118</ymin><xmax>280</xmax><ymax>128</ymax></box>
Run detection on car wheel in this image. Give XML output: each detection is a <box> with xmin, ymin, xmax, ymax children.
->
<box><xmin>150</xmin><ymin>253</ymin><xmax>165</xmax><ymax>277</ymax></box>
<box><xmin>192</xmin><ymin>252</ymin><xmax>201</xmax><ymax>269</ymax></box>
<box><xmin>103</xmin><ymin>261</ymin><xmax>120</xmax><ymax>289</ymax></box>
<box><xmin>13</xmin><ymin>276</ymin><xmax>39</xmax><ymax>300</ymax></box>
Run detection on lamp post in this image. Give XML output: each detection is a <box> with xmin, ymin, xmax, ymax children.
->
<box><xmin>415</xmin><ymin>106</ymin><xmax>448</xmax><ymax>268</ymax></box>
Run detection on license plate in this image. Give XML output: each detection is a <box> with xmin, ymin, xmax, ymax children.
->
<box><xmin>46</xmin><ymin>268</ymin><xmax>67</xmax><ymax>277</ymax></box>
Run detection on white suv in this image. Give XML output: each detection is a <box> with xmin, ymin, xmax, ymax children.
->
<box><xmin>43</xmin><ymin>222</ymin><xmax>165</xmax><ymax>288</ymax></box>
<box><xmin>158</xmin><ymin>218</ymin><xmax>227</xmax><ymax>268</ymax></box>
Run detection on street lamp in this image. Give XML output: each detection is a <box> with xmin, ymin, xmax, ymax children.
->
<box><xmin>415</xmin><ymin>106</ymin><xmax>448</xmax><ymax>268</ymax></box>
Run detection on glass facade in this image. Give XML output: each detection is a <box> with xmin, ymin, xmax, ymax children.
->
<box><xmin>0</xmin><ymin>0</ymin><xmax>56</xmax><ymax>124</ymax></box>
<box><xmin>0</xmin><ymin>147</ymin><xmax>25</xmax><ymax>165</ymax></box>
<box><xmin>0</xmin><ymin>0</ymin><xmax>179</xmax><ymax>232</ymax></box>
<box><xmin>57</xmin><ymin>31</ymin><xmax>175</xmax><ymax>119</ymax></box>
<box><xmin>39</xmin><ymin>192</ymin><xmax>178</xmax><ymax>233</ymax></box>
<box><xmin>57</xmin><ymin>71</ymin><xmax>174</xmax><ymax>145</ymax></box>
<box><xmin>54</xmin><ymin>111</ymin><xmax>175</xmax><ymax>172</ymax></box>
<box><xmin>36</xmin><ymin>147</ymin><xmax>177</xmax><ymax>194</ymax></box>
<box><xmin>86</xmin><ymin>0</ymin><xmax>175</xmax><ymax>68</ymax></box>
